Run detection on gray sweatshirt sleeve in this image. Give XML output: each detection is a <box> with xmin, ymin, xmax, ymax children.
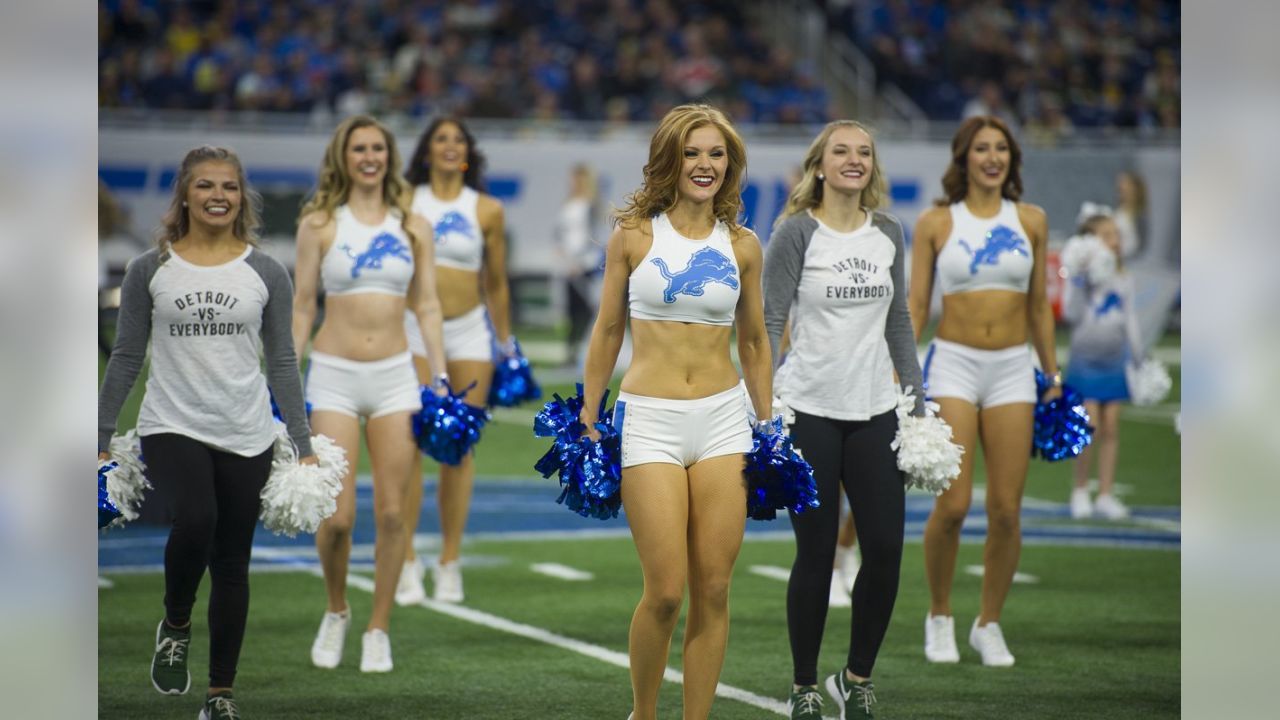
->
<box><xmin>874</xmin><ymin>212</ymin><xmax>926</xmax><ymax>416</ymax></box>
<box><xmin>98</xmin><ymin>250</ymin><xmax>160</xmax><ymax>453</ymax></box>
<box><xmin>762</xmin><ymin>215</ymin><xmax>815</xmax><ymax>370</ymax></box>
<box><xmin>247</xmin><ymin>250</ymin><xmax>314</xmax><ymax>457</ymax></box>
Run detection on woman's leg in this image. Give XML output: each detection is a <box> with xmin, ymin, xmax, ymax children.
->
<box><xmin>785</xmin><ymin>412</ymin><xmax>845</xmax><ymax>687</ymax></box>
<box><xmin>204</xmin><ymin>444</ymin><xmax>274</xmax><ymax>693</ymax></box>
<box><xmin>622</xmin><ymin>463</ymin><xmax>690</xmax><ymax>720</ymax></box>
<box><xmin>841</xmin><ymin>411</ymin><xmax>905</xmax><ymax>680</ymax></box>
<box><xmin>400</xmin><ymin>354</ymin><xmax>433</xmax><ymax>566</ymax></box>
<box><xmin>311</xmin><ymin>411</ymin><xmax>362</xmax><ymax>614</ymax></box>
<box><xmin>976</xmin><ymin>402</ymin><xmax>1034</xmax><ymax>625</ymax></box>
<box><xmin>1095</xmin><ymin>402</ymin><xmax>1122</xmax><ymax>497</ymax></box>
<box><xmin>364</xmin><ymin>411</ymin><xmax>418</xmax><ymax>632</ymax></box>
<box><xmin>923</xmin><ymin>399</ymin><xmax>980</xmax><ymax>617</ymax></box>
<box><xmin>1073</xmin><ymin>400</ymin><xmax>1102</xmax><ymax>491</ymax></box>
<box><xmin>436</xmin><ymin>359</ymin><xmax>493</xmax><ymax>566</ymax></box>
<box><xmin>682</xmin><ymin>453</ymin><xmax>748</xmax><ymax>720</ymax></box>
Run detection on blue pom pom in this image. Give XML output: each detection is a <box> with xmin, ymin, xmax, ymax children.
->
<box><xmin>270</xmin><ymin>391</ymin><xmax>312</xmax><ymax>423</ymax></box>
<box><xmin>532</xmin><ymin>384</ymin><xmax>622</xmax><ymax>520</ymax></box>
<box><xmin>98</xmin><ymin>462</ymin><xmax>123</xmax><ymax>529</ymax></box>
<box><xmin>413</xmin><ymin>381</ymin><xmax>490</xmax><ymax>466</ymax></box>
<box><xmin>1032</xmin><ymin>370</ymin><xmax>1095</xmax><ymax>461</ymax></box>
<box><xmin>744</xmin><ymin>416</ymin><xmax>820</xmax><ymax>521</ymax></box>
<box><xmin>489</xmin><ymin>339</ymin><xmax>542</xmax><ymax>407</ymax></box>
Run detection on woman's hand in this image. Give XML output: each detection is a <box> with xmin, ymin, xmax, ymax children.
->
<box><xmin>299</xmin><ymin>455</ymin><xmax>319</xmax><ymax>466</ymax></box>
<box><xmin>1041</xmin><ymin>385</ymin><xmax>1063</xmax><ymax>402</ymax></box>
<box><xmin>98</xmin><ymin>452</ymin><xmax>110</xmax><ymax>462</ymax></box>
<box><xmin>579</xmin><ymin>409</ymin><xmax>602</xmax><ymax>442</ymax></box>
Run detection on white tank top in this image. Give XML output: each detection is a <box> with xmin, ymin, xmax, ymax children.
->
<box><xmin>628</xmin><ymin>213</ymin><xmax>739</xmax><ymax>327</ymax></box>
<box><xmin>935</xmin><ymin>199</ymin><xmax>1033</xmax><ymax>295</ymax></box>
<box><xmin>412</xmin><ymin>185</ymin><xmax>484</xmax><ymax>272</ymax></box>
<box><xmin>320</xmin><ymin>205</ymin><xmax>415</xmax><ymax>297</ymax></box>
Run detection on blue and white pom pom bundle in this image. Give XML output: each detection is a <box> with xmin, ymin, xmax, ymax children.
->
<box><xmin>259</xmin><ymin>426</ymin><xmax>349</xmax><ymax>537</ymax></box>
<box><xmin>1125</xmin><ymin>358</ymin><xmax>1172</xmax><ymax>407</ymax></box>
<box><xmin>98</xmin><ymin>430</ymin><xmax>150</xmax><ymax>529</ymax></box>
<box><xmin>413</xmin><ymin>381</ymin><xmax>491</xmax><ymax>466</ymax></box>
<box><xmin>1032</xmin><ymin>370</ymin><xmax>1094</xmax><ymax>461</ymax></box>
<box><xmin>532</xmin><ymin>384</ymin><xmax>622</xmax><ymax>520</ymax></box>
<box><xmin>890</xmin><ymin>387</ymin><xmax>963</xmax><ymax>495</ymax></box>
<box><xmin>745</xmin><ymin>415</ymin><xmax>819</xmax><ymax>521</ymax></box>
<box><xmin>489</xmin><ymin>339</ymin><xmax>542</xmax><ymax>407</ymax></box>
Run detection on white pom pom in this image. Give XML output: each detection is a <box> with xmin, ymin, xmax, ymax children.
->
<box><xmin>771</xmin><ymin>396</ymin><xmax>796</xmax><ymax>433</ymax></box>
<box><xmin>1060</xmin><ymin>234</ymin><xmax>1100</xmax><ymax>277</ymax></box>
<box><xmin>259</xmin><ymin>428</ymin><xmax>349</xmax><ymax>537</ymax></box>
<box><xmin>890</xmin><ymin>388</ymin><xmax>963</xmax><ymax>495</ymax></box>
<box><xmin>1086</xmin><ymin>245</ymin><xmax>1117</xmax><ymax>284</ymax></box>
<box><xmin>102</xmin><ymin>430</ymin><xmax>151</xmax><ymax>526</ymax></box>
<box><xmin>1126</xmin><ymin>358</ymin><xmax>1172</xmax><ymax>407</ymax></box>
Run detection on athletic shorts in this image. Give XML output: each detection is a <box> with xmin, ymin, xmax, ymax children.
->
<box><xmin>306</xmin><ymin>350</ymin><xmax>422</xmax><ymax>419</ymax></box>
<box><xmin>616</xmin><ymin>381</ymin><xmax>754</xmax><ymax>468</ymax></box>
<box><xmin>921</xmin><ymin>338</ymin><xmax>1036</xmax><ymax>408</ymax></box>
<box><xmin>405</xmin><ymin>305</ymin><xmax>494</xmax><ymax>363</ymax></box>
<box><xmin>1066</xmin><ymin>356</ymin><xmax>1130</xmax><ymax>403</ymax></box>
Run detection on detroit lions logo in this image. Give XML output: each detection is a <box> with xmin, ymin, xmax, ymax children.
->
<box><xmin>958</xmin><ymin>225</ymin><xmax>1029</xmax><ymax>275</ymax></box>
<box><xmin>341</xmin><ymin>232</ymin><xmax>412</xmax><ymax>278</ymax></box>
<box><xmin>434</xmin><ymin>211</ymin><xmax>475</xmax><ymax>245</ymax></box>
<box><xmin>652</xmin><ymin>246</ymin><xmax>739</xmax><ymax>303</ymax></box>
<box><xmin>1095</xmin><ymin>291</ymin><xmax>1123</xmax><ymax>317</ymax></box>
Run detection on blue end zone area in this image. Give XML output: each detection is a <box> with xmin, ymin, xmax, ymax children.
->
<box><xmin>98</xmin><ymin>478</ymin><xmax>1180</xmax><ymax>571</ymax></box>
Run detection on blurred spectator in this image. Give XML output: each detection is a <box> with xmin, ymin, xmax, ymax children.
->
<box><xmin>1114</xmin><ymin>170</ymin><xmax>1147</xmax><ymax>259</ymax></box>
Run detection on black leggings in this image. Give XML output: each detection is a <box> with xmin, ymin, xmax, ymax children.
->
<box><xmin>141</xmin><ymin>433</ymin><xmax>272</xmax><ymax>688</ymax></box>
<box><xmin>786</xmin><ymin>409</ymin><xmax>904</xmax><ymax>683</ymax></box>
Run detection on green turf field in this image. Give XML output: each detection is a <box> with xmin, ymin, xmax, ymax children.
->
<box><xmin>99</xmin><ymin>329</ymin><xmax>1181</xmax><ymax>719</ymax></box>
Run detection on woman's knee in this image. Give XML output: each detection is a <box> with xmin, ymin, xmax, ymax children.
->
<box><xmin>376</xmin><ymin>507</ymin><xmax>404</xmax><ymax>536</ymax></box>
<box><xmin>691</xmin><ymin>575</ymin><xmax>732</xmax><ymax>612</ymax></box>
<box><xmin>641</xmin><ymin>584</ymin><xmax>685</xmax><ymax>621</ymax></box>
<box><xmin>322</xmin><ymin>506</ymin><xmax>356</xmax><ymax>538</ymax></box>
<box><xmin>986</xmin><ymin>505</ymin><xmax>1021</xmax><ymax>536</ymax></box>
<box><xmin>930</xmin><ymin>497</ymin><xmax>970</xmax><ymax>533</ymax></box>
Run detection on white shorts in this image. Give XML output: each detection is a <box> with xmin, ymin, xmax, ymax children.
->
<box><xmin>305</xmin><ymin>351</ymin><xmax>422</xmax><ymax>419</ymax></box>
<box><xmin>616</xmin><ymin>381</ymin><xmax>754</xmax><ymax>468</ymax></box>
<box><xmin>404</xmin><ymin>305</ymin><xmax>494</xmax><ymax>363</ymax></box>
<box><xmin>922</xmin><ymin>338</ymin><xmax>1036</xmax><ymax>408</ymax></box>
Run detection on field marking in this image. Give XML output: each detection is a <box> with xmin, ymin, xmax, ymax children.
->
<box><xmin>530</xmin><ymin>562</ymin><xmax>594</xmax><ymax>581</ymax></box>
<box><xmin>322</xmin><ymin>568</ymin><xmax>795</xmax><ymax>717</ymax></box>
<box><xmin>748</xmin><ymin>565</ymin><xmax>792</xmax><ymax>582</ymax></box>
<box><xmin>964</xmin><ymin>565</ymin><xmax>1039</xmax><ymax>584</ymax></box>
<box><xmin>98</xmin><ymin>576</ymin><xmax>114</xmax><ymax>588</ymax></box>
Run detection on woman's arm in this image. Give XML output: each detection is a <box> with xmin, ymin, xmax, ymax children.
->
<box><xmin>761</xmin><ymin>218</ymin><xmax>805</xmax><ymax>371</ymax></box>
<box><xmin>580</xmin><ymin>225</ymin><xmax>632</xmax><ymax>435</ymax></box>
<box><xmin>407</xmin><ymin>213</ymin><xmax>449</xmax><ymax>381</ymax></box>
<box><xmin>734</xmin><ymin>229</ymin><xmax>773</xmax><ymax>421</ymax></box>
<box><xmin>291</xmin><ymin>212</ymin><xmax>329</xmax><ymax>366</ymax></box>
<box><xmin>479</xmin><ymin>196</ymin><xmax>513</xmax><ymax>346</ymax></box>
<box><xmin>255</xmin><ymin>253</ymin><xmax>314</xmax><ymax>457</ymax></box>
<box><xmin>1021</xmin><ymin>203</ymin><xmax>1061</xmax><ymax>392</ymax></box>
<box><xmin>909</xmin><ymin>208</ymin><xmax>945</xmax><ymax>342</ymax></box>
<box><xmin>880</xmin><ymin>214</ymin><xmax>926</xmax><ymax>415</ymax></box>
<box><xmin>98</xmin><ymin>252</ymin><xmax>157</xmax><ymax>453</ymax></box>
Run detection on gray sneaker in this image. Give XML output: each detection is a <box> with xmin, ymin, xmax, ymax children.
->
<box><xmin>826</xmin><ymin>671</ymin><xmax>876</xmax><ymax>719</ymax></box>
<box><xmin>198</xmin><ymin>692</ymin><xmax>241</xmax><ymax>719</ymax></box>
<box><xmin>151</xmin><ymin>619</ymin><xmax>191</xmax><ymax>695</ymax></box>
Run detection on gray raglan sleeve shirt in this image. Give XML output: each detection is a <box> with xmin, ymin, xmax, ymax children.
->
<box><xmin>874</xmin><ymin>212</ymin><xmax>926</xmax><ymax>416</ymax></box>
<box><xmin>245</xmin><ymin>250</ymin><xmax>313</xmax><ymax>457</ymax></box>
<box><xmin>98</xmin><ymin>250</ymin><xmax>158</xmax><ymax>453</ymax></box>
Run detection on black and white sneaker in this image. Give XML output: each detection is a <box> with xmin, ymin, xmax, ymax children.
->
<box><xmin>825</xmin><ymin>670</ymin><xmax>876</xmax><ymax>719</ymax></box>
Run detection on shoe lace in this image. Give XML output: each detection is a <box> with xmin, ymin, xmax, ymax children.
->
<box><xmin>319</xmin><ymin>617</ymin><xmax>345</xmax><ymax>651</ymax></box>
<box><xmin>209</xmin><ymin>696</ymin><xmax>240</xmax><ymax>719</ymax></box>
<box><xmin>853</xmin><ymin>682</ymin><xmax>877</xmax><ymax>714</ymax></box>
<box><xmin>157</xmin><ymin>635</ymin><xmax>189</xmax><ymax>667</ymax></box>
<box><xmin>795</xmin><ymin>688</ymin><xmax>823</xmax><ymax>713</ymax></box>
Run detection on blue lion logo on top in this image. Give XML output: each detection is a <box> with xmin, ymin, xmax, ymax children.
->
<box><xmin>342</xmin><ymin>232</ymin><xmax>412</xmax><ymax>278</ymax></box>
<box><xmin>958</xmin><ymin>225</ymin><xmax>1029</xmax><ymax>275</ymax></box>
<box><xmin>652</xmin><ymin>246</ymin><xmax>739</xmax><ymax>303</ymax></box>
<box><xmin>434</xmin><ymin>211</ymin><xmax>474</xmax><ymax>245</ymax></box>
<box><xmin>1095</xmin><ymin>291</ymin><xmax>1123</xmax><ymax>317</ymax></box>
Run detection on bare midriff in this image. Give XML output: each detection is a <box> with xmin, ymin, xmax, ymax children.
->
<box><xmin>436</xmin><ymin>265</ymin><xmax>484</xmax><ymax>319</ymax></box>
<box><xmin>621</xmin><ymin>318</ymin><xmax>740</xmax><ymax>399</ymax></box>
<box><xmin>311</xmin><ymin>293</ymin><xmax>409</xmax><ymax>361</ymax></box>
<box><xmin>936</xmin><ymin>290</ymin><xmax>1029</xmax><ymax>349</ymax></box>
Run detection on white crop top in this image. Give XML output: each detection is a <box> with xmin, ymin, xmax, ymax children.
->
<box><xmin>320</xmin><ymin>205</ymin><xmax>415</xmax><ymax>297</ymax></box>
<box><xmin>628</xmin><ymin>213</ymin><xmax>739</xmax><ymax>326</ymax></box>
<box><xmin>412</xmin><ymin>185</ymin><xmax>484</xmax><ymax>272</ymax></box>
<box><xmin>935</xmin><ymin>199</ymin><xmax>1033</xmax><ymax>295</ymax></box>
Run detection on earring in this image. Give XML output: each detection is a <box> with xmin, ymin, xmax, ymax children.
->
<box><xmin>817</xmin><ymin>173</ymin><xmax>825</xmax><ymax>181</ymax></box>
<box><xmin>182</xmin><ymin>201</ymin><xmax>188</xmax><ymax>207</ymax></box>
<box><xmin>460</xmin><ymin>162</ymin><xmax>470</xmax><ymax>172</ymax></box>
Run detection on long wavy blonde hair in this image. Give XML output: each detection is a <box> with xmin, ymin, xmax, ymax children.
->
<box><xmin>157</xmin><ymin>146</ymin><xmax>262</xmax><ymax>249</ymax></box>
<box><xmin>775</xmin><ymin>120</ymin><xmax>887</xmax><ymax>229</ymax></box>
<box><xmin>615</xmin><ymin>104</ymin><xmax>746</xmax><ymax>230</ymax></box>
<box><xmin>300</xmin><ymin>115</ymin><xmax>414</xmax><ymax>233</ymax></box>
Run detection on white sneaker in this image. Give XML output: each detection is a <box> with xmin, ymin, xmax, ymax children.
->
<box><xmin>836</xmin><ymin>546</ymin><xmax>861</xmax><ymax>593</ymax></box>
<box><xmin>924</xmin><ymin>614</ymin><xmax>960</xmax><ymax>663</ymax></box>
<box><xmin>310</xmin><ymin>609</ymin><xmax>350</xmax><ymax>669</ymax></box>
<box><xmin>360</xmin><ymin>629</ymin><xmax>393</xmax><ymax>672</ymax></box>
<box><xmin>433</xmin><ymin>559</ymin><xmax>464</xmax><ymax>603</ymax></box>
<box><xmin>828</xmin><ymin>571</ymin><xmax>852</xmax><ymax>608</ymax></box>
<box><xmin>969</xmin><ymin>619</ymin><xmax>1015</xmax><ymax>667</ymax></box>
<box><xmin>1070</xmin><ymin>487</ymin><xmax>1093</xmax><ymax>519</ymax></box>
<box><xmin>1094</xmin><ymin>493</ymin><xmax>1131</xmax><ymax>520</ymax></box>
<box><xmin>395</xmin><ymin>557</ymin><xmax>427</xmax><ymax>606</ymax></box>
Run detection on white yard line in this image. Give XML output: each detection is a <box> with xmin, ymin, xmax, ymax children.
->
<box><xmin>748</xmin><ymin>565</ymin><xmax>792</xmax><ymax>582</ymax></box>
<box><xmin>529</xmin><ymin>562</ymin><xmax>595</xmax><ymax>581</ymax></box>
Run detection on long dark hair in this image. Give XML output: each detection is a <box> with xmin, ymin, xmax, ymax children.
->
<box><xmin>405</xmin><ymin>116</ymin><xmax>487</xmax><ymax>191</ymax></box>
<box><xmin>935</xmin><ymin>115</ymin><xmax>1023</xmax><ymax>206</ymax></box>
